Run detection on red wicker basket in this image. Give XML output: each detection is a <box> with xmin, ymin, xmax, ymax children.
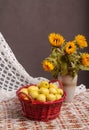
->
<box><xmin>16</xmin><ymin>79</ymin><xmax>66</xmax><ymax>122</ymax></box>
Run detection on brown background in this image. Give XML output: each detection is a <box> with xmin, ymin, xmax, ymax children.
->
<box><xmin>0</xmin><ymin>0</ymin><xmax>89</xmax><ymax>88</ymax></box>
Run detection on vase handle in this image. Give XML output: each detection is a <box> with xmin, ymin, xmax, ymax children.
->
<box><xmin>49</xmin><ymin>79</ymin><xmax>63</xmax><ymax>89</ymax></box>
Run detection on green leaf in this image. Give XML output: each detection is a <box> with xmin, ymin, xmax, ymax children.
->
<box><xmin>60</xmin><ymin>62</ymin><xmax>68</xmax><ymax>75</ymax></box>
<box><xmin>51</xmin><ymin>67</ymin><xmax>59</xmax><ymax>79</ymax></box>
<box><xmin>80</xmin><ymin>65</ymin><xmax>89</xmax><ymax>70</ymax></box>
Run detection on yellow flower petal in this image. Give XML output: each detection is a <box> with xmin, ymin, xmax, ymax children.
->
<box><xmin>82</xmin><ymin>53</ymin><xmax>89</xmax><ymax>66</ymax></box>
<box><xmin>48</xmin><ymin>33</ymin><xmax>65</xmax><ymax>47</ymax></box>
<box><xmin>42</xmin><ymin>60</ymin><xmax>54</xmax><ymax>71</ymax></box>
<box><xmin>65</xmin><ymin>42</ymin><xmax>76</xmax><ymax>54</ymax></box>
<box><xmin>75</xmin><ymin>34</ymin><xmax>88</xmax><ymax>48</ymax></box>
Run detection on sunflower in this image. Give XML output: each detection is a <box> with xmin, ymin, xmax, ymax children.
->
<box><xmin>65</xmin><ymin>41</ymin><xmax>76</xmax><ymax>54</ymax></box>
<box><xmin>48</xmin><ymin>33</ymin><xmax>65</xmax><ymax>47</ymax></box>
<box><xmin>42</xmin><ymin>60</ymin><xmax>54</xmax><ymax>71</ymax></box>
<box><xmin>81</xmin><ymin>53</ymin><xmax>89</xmax><ymax>66</ymax></box>
<box><xmin>75</xmin><ymin>34</ymin><xmax>88</xmax><ymax>48</ymax></box>
<box><xmin>42</xmin><ymin>33</ymin><xmax>89</xmax><ymax>78</ymax></box>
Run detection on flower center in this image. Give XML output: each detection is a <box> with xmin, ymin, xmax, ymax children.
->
<box><xmin>54</xmin><ymin>38</ymin><xmax>58</xmax><ymax>43</ymax></box>
<box><xmin>69</xmin><ymin>45</ymin><xmax>72</xmax><ymax>49</ymax></box>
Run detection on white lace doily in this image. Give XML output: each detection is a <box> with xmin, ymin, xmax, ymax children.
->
<box><xmin>0</xmin><ymin>32</ymin><xmax>86</xmax><ymax>102</ymax></box>
<box><xmin>0</xmin><ymin>32</ymin><xmax>48</xmax><ymax>101</ymax></box>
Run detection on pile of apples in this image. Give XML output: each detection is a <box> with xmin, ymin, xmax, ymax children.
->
<box><xmin>19</xmin><ymin>80</ymin><xmax>64</xmax><ymax>102</ymax></box>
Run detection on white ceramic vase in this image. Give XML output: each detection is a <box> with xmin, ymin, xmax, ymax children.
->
<box><xmin>59</xmin><ymin>74</ymin><xmax>78</xmax><ymax>102</ymax></box>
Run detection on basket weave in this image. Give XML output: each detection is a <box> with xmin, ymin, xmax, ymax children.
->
<box><xmin>16</xmin><ymin>80</ymin><xmax>66</xmax><ymax>121</ymax></box>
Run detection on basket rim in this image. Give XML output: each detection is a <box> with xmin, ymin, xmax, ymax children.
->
<box><xmin>16</xmin><ymin>80</ymin><xmax>66</xmax><ymax>105</ymax></box>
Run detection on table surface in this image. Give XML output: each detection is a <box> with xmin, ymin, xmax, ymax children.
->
<box><xmin>0</xmin><ymin>89</ymin><xmax>89</xmax><ymax>130</ymax></box>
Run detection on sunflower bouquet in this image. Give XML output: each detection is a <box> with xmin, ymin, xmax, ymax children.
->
<box><xmin>42</xmin><ymin>33</ymin><xmax>89</xmax><ymax>78</ymax></box>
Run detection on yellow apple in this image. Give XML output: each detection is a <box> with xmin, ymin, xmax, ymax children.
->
<box><xmin>46</xmin><ymin>94</ymin><xmax>56</xmax><ymax>101</ymax></box>
<box><xmin>49</xmin><ymin>83</ymin><xmax>58</xmax><ymax>89</ymax></box>
<box><xmin>20</xmin><ymin>88</ymin><xmax>29</xmax><ymax>100</ymax></box>
<box><xmin>38</xmin><ymin>80</ymin><xmax>49</xmax><ymax>88</ymax></box>
<box><xmin>36</xmin><ymin>94</ymin><xmax>46</xmax><ymax>102</ymax></box>
<box><xmin>55</xmin><ymin>94</ymin><xmax>62</xmax><ymax>100</ymax></box>
<box><xmin>49</xmin><ymin>87</ymin><xmax>57</xmax><ymax>94</ymax></box>
<box><xmin>29</xmin><ymin>90</ymin><xmax>39</xmax><ymax>99</ymax></box>
<box><xmin>57</xmin><ymin>88</ymin><xmax>64</xmax><ymax>95</ymax></box>
<box><xmin>39</xmin><ymin>87</ymin><xmax>49</xmax><ymax>96</ymax></box>
<box><xmin>20</xmin><ymin>88</ymin><xmax>28</xmax><ymax>94</ymax></box>
<box><xmin>28</xmin><ymin>86</ymin><xmax>39</xmax><ymax>94</ymax></box>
